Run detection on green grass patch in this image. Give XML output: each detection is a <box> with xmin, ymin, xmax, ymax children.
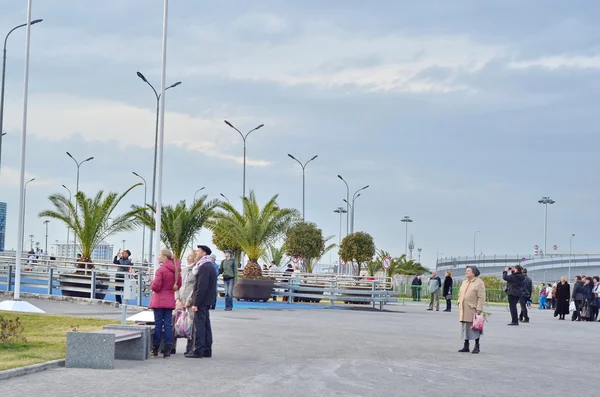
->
<box><xmin>0</xmin><ymin>311</ymin><xmax>120</xmax><ymax>371</ymax></box>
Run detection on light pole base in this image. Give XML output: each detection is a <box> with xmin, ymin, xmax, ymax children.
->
<box><xmin>0</xmin><ymin>299</ymin><xmax>45</xmax><ymax>313</ymax></box>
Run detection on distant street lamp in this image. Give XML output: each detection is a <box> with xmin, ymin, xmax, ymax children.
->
<box><xmin>21</xmin><ymin>177</ymin><xmax>35</xmax><ymax>250</ymax></box>
<box><xmin>417</xmin><ymin>248</ymin><xmax>422</xmax><ymax>263</ymax></box>
<box><xmin>538</xmin><ymin>196</ymin><xmax>555</xmax><ymax>255</ymax></box>
<box><xmin>569</xmin><ymin>233</ymin><xmax>576</xmax><ymax>281</ymax></box>
<box><xmin>66</xmin><ymin>152</ymin><xmax>94</xmax><ymax>258</ymax></box>
<box><xmin>350</xmin><ymin>185</ymin><xmax>369</xmax><ymax>233</ymax></box>
<box><xmin>136</xmin><ymin>71</ymin><xmax>181</xmax><ymax>264</ymax></box>
<box><xmin>400</xmin><ymin>216</ymin><xmax>413</xmax><ymax>256</ymax></box>
<box><xmin>193</xmin><ymin>187</ymin><xmax>205</xmax><ymax>202</ymax></box>
<box><xmin>220</xmin><ymin>193</ymin><xmax>230</xmax><ymax>204</ymax></box>
<box><xmin>473</xmin><ymin>230</ymin><xmax>480</xmax><ymax>258</ymax></box>
<box><xmin>0</xmin><ymin>18</ymin><xmax>43</xmax><ymax>169</ymax></box>
<box><xmin>337</xmin><ymin>175</ymin><xmax>350</xmax><ymax>235</ymax></box>
<box><xmin>61</xmin><ymin>185</ymin><xmax>71</xmax><ymax>256</ymax></box>
<box><xmin>43</xmin><ymin>220</ymin><xmax>50</xmax><ymax>253</ymax></box>
<box><xmin>224</xmin><ymin>120</ymin><xmax>264</xmax><ymax>201</ymax></box>
<box><xmin>132</xmin><ymin>172</ymin><xmax>148</xmax><ymax>263</ymax></box>
<box><xmin>287</xmin><ymin>153</ymin><xmax>318</xmax><ymax>220</ymax></box>
<box><xmin>334</xmin><ymin>206</ymin><xmax>348</xmax><ymax>274</ymax></box>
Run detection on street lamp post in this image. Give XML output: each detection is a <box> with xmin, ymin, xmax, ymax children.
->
<box><xmin>538</xmin><ymin>196</ymin><xmax>556</xmax><ymax>256</ymax></box>
<box><xmin>43</xmin><ymin>220</ymin><xmax>49</xmax><ymax>253</ymax></box>
<box><xmin>136</xmin><ymin>71</ymin><xmax>181</xmax><ymax>265</ymax></box>
<box><xmin>400</xmin><ymin>216</ymin><xmax>413</xmax><ymax>256</ymax></box>
<box><xmin>193</xmin><ymin>187</ymin><xmax>205</xmax><ymax>202</ymax></box>
<box><xmin>350</xmin><ymin>185</ymin><xmax>369</xmax><ymax>233</ymax></box>
<box><xmin>0</xmin><ymin>19</ymin><xmax>43</xmax><ymax>170</ymax></box>
<box><xmin>219</xmin><ymin>193</ymin><xmax>230</xmax><ymax>204</ymax></box>
<box><xmin>569</xmin><ymin>233</ymin><xmax>575</xmax><ymax>281</ymax></box>
<box><xmin>334</xmin><ymin>206</ymin><xmax>347</xmax><ymax>274</ymax></box>
<box><xmin>287</xmin><ymin>154</ymin><xmax>318</xmax><ymax>220</ymax></box>
<box><xmin>417</xmin><ymin>248</ymin><xmax>422</xmax><ymax>263</ymax></box>
<box><xmin>61</xmin><ymin>185</ymin><xmax>71</xmax><ymax>256</ymax></box>
<box><xmin>66</xmin><ymin>152</ymin><xmax>94</xmax><ymax>258</ymax></box>
<box><xmin>473</xmin><ymin>230</ymin><xmax>480</xmax><ymax>258</ymax></box>
<box><xmin>337</xmin><ymin>175</ymin><xmax>350</xmax><ymax>235</ymax></box>
<box><xmin>132</xmin><ymin>172</ymin><xmax>147</xmax><ymax>263</ymax></box>
<box><xmin>20</xmin><ymin>177</ymin><xmax>35</xmax><ymax>250</ymax></box>
<box><xmin>224</xmin><ymin>120</ymin><xmax>264</xmax><ymax>202</ymax></box>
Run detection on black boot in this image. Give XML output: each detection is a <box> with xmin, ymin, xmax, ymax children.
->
<box><xmin>151</xmin><ymin>343</ymin><xmax>160</xmax><ymax>358</ymax></box>
<box><xmin>458</xmin><ymin>340</ymin><xmax>469</xmax><ymax>353</ymax></box>
<box><xmin>472</xmin><ymin>339</ymin><xmax>480</xmax><ymax>354</ymax></box>
<box><xmin>163</xmin><ymin>344</ymin><xmax>173</xmax><ymax>358</ymax></box>
<box><xmin>203</xmin><ymin>349</ymin><xmax>212</xmax><ymax>358</ymax></box>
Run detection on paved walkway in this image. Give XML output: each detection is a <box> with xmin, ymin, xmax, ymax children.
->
<box><xmin>0</xmin><ymin>298</ymin><xmax>595</xmax><ymax>396</ymax></box>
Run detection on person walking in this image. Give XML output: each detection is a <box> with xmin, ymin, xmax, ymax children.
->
<box><xmin>150</xmin><ymin>249</ymin><xmax>182</xmax><ymax>358</ymax></box>
<box><xmin>457</xmin><ymin>266</ymin><xmax>486</xmax><ymax>354</ymax></box>
<box><xmin>571</xmin><ymin>275</ymin><xmax>584</xmax><ymax>321</ymax></box>
<box><xmin>519</xmin><ymin>268</ymin><xmax>532</xmax><ymax>323</ymax></box>
<box><xmin>427</xmin><ymin>272</ymin><xmax>442</xmax><ymax>311</ymax></box>
<box><xmin>113</xmin><ymin>249</ymin><xmax>133</xmax><ymax>304</ymax></box>
<box><xmin>219</xmin><ymin>250</ymin><xmax>238</xmax><ymax>311</ymax></box>
<box><xmin>503</xmin><ymin>265</ymin><xmax>524</xmax><ymax>326</ymax></box>
<box><xmin>173</xmin><ymin>250</ymin><xmax>197</xmax><ymax>355</ymax></box>
<box><xmin>186</xmin><ymin>245</ymin><xmax>217</xmax><ymax>359</ymax></box>
<box><xmin>538</xmin><ymin>283</ymin><xmax>548</xmax><ymax>310</ymax></box>
<box><xmin>546</xmin><ymin>284</ymin><xmax>554</xmax><ymax>310</ymax></box>
<box><xmin>555</xmin><ymin>276</ymin><xmax>570</xmax><ymax>320</ymax></box>
<box><xmin>442</xmin><ymin>270</ymin><xmax>453</xmax><ymax>312</ymax></box>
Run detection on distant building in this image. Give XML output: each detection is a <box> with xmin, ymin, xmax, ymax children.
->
<box><xmin>0</xmin><ymin>202</ymin><xmax>6</xmax><ymax>251</ymax></box>
<box><xmin>55</xmin><ymin>241</ymin><xmax>114</xmax><ymax>261</ymax></box>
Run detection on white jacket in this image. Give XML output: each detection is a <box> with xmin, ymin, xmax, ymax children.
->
<box><xmin>546</xmin><ymin>286</ymin><xmax>553</xmax><ymax>299</ymax></box>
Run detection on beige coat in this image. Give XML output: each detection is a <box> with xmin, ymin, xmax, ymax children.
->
<box><xmin>175</xmin><ymin>263</ymin><xmax>196</xmax><ymax>305</ymax></box>
<box><xmin>458</xmin><ymin>277</ymin><xmax>486</xmax><ymax>322</ymax></box>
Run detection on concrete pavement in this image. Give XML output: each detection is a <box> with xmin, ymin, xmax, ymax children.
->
<box><xmin>0</xmin><ymin>298</ymin><xmax>596</xmax><ymax>396</ymax></box>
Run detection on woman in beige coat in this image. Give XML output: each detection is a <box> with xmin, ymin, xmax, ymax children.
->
<box><xmin>457</xmin><ymin>266</ymin><xmax>486</xmax><ymax>354</ymax></box>
<box><xmin>172</xmin><ymin>250</ymin><xmax>197</xmax><ymax>354</ymax></box>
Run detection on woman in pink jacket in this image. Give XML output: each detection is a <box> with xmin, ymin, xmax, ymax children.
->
<box><xmin>150</xmin><ymin>249</ymin><xmax>182</xmax><ymax>358</ymax></box>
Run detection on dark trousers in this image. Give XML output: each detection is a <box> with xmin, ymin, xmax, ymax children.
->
<box><xmin>445</xmin><ymin>298</ymin><xmax>452</xmax><ymax>311</ymax></box>
<box><xmin>153</xmin><ymin>308</ymin><xmax>173</xmax><ymax>344</ymax></box>
<box><xmin>571</xmin><ymin>300</ymin><xmax>582</xmax><ymax>321</ymax></box>
<box><xmin>192</xmin><ymin>306</ymin><xmax>213</xmax><ymax>355</ymax></box>
<box><xmin>508</xmin><ymin>295</ymin><xmax>519</xmax><ymax>324</ymax></box>
<box><xmin>519</xmin><ymin>296</ymin><xmax>529</xmax><ymax>321</ymax></box>
<box><xmin>115</xmin><ymin>274</ymin><xmax>124</xmax><ymax>304</ymax></box>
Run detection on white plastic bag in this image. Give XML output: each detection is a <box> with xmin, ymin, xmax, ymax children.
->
<box><xmin>569</xmin><ymin>301</ymin><xmax>576</xmax><ymax>312</ymax></box>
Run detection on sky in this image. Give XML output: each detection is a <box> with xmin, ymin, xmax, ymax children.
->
<box><xmin>0</xmin><ymin>0</ymin><xmax>599</xmax><ymax>268</ymax></box>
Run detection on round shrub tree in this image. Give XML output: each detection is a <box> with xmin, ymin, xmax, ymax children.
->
<box><xmin>284</xmin><ymin>222</ymin><xmax>325</xmax><ymax>272</ymax></box>
<box><xmin>339</xmin><ymin>232</ymin><xmax>376</xmax><ymax>276</ymax></box>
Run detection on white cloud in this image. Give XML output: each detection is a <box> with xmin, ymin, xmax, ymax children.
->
<box><xmin>3</xmin><ymin>94</ymin><xmax>271</xmax><ymax>167</ymax></box>
<box><xmin>509</xmin><ymin>55</ymin><xmax>600</xmax><ymax>70</ymax></box>
<box><xmin>0</xmin><ymin>166</ymin><xmax>55</xmax><ymax>188</ymax></box>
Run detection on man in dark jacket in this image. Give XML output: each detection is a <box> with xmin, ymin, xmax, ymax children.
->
<box><xmin>571</xmin><ymin>275</ymin><xmax>584</xmax><ymax>321</ymax></box>
<box><xmin>186</xmin><ymin>245</ymin><xmax>217</xmax><ymax>358</ymax></box>
<box><xmin>113</xmin><ymin>250</ymin><xmax>133</xmax><ymax>304</ymax></box>
<box><xmin>219</xmin><ymin>249</ymin><xmax>237</xmax><ymax>311</ymax></box>
<box><xmin>411</xmin><ymin>275</ymin><xmax>422</xmax><ymax>302</ymax></box>
<box><xmin>503</xmin><ymin>265</ymin><xmax>525</xmax><ymax>325</ymax></box>
<box><xmin>519</xmin><ymin>268</ymin><xmax>532</xmax><ymax>323</ymax></box>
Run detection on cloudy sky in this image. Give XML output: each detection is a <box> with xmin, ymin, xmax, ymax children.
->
<box><xmin>0</xmin><ymin>0</ymin><xmax>598</xmax><ymax>267</ymax></box>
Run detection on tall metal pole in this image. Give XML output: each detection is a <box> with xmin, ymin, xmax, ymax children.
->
<box><xmin>569</xmin><ymin>233</ymin><xmax>575</xmax><ymax>281</ymax></box>
<box><xmin>473</xmin><ymin>230</ymin><xmax>480</xmax><ymax>258</ymax></box>
<box><xmin>288</xmin><ymin>154</ymin><xmax>318</xmax><ymax>220</ymax></box>
<box><xmin>67</xmin><ymin>153</ymin><xmax>93</xmax><ymax>258</ymax></box>
<box><xmin>400</xmin><ymin>216</ymin><xmax>413</xmax><ymax>256</ymax></box>
<box><xmin>338</xmin><ymin>175</ymin><xmax>350</xmax><ymax>235</ymax></box>
<box><xmin>43</xmin><ymin>220</ymin><xmax>49</xmax><ymax>253</ymax></box>
<box><xmin>224</xmin><ymin>121</ymin><xmax>264</xmax><ymax>202</ymax></box>
<box><xmin>21</xmin><ymin>178</ymin><xmax>34</xmax><ymax>251</ymax></box>
<box><xmin>132</xmin><ymin>172</ymin><xmax>147</xmax><ymax>262</ymax></box>
<box><xmin>334</xmin><ymin>207</ymin><xmax>347</xmax><ymax>274</ymax></box>
<box><xmin>350</xmin><ymin>185</ymin><xmax>369</xmax><ymax>234</ymax></box>
<box><xmin>0</xmin><ymin>19</ymin><xmax>42</xmax><ymax>170</ymax></box>
<box><xmin>538</xmin><ymin>196</ymin><xmax>555</xmax><ymax>256</ymax></box>
<box><xmin>154</xmin><ymin>0</ymin><xmax>169</xmax><ymax>273</ymax></box>
<box><xmin>62</xmin><ymin>184</ymin><xmax>71</xmax><ymax>257</ymax></box>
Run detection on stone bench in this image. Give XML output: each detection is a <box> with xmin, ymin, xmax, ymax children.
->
<box><xmin>66</xmin><ymin>325</ymin><xmax>152</xmax><ymax>369</ymax></box>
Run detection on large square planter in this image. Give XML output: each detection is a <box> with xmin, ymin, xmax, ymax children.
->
<box><xmin>234</xmin><ymin>279</ymin><xmax>275</xmax><ymax>302</ymax></box>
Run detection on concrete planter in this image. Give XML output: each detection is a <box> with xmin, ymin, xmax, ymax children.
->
<box><xmin>234</xmin><ymin>279</ymin><xmax>275</xmax><ymax>302</ymax></box>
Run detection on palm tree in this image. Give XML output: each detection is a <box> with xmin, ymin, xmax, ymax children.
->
<box><xmin>208</xmin><ymin>190</ymin><xmax>300</xmax><ymax>263</ymax></box>
<box><xmin>262</xmin><ymin>243</ymin><xmax>288</xmax><ymax>268</ymax></box>
<box><xmin>133</xmin><ymin>195</ymin><xmax>219</xmax><ymax>261</ymax></box>
<box><xmin>38</xmin><ymin>185</ymin><xmax>142</xmax><ymax>269</ymax></box>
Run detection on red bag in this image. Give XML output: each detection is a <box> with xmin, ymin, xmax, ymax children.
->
<box><xmin>471</xmin><ymin>313</ymin><xmax>484</xmax><ymax>332</ymax></box>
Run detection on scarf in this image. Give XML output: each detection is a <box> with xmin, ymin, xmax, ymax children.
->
<box><xmin>192</xmin><ymin>255</ymin><xmax>212</xmax><ymax>276</ymax></box>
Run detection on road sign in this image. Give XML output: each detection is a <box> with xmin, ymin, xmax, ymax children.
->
<box><xmin>292</xmin><ymin>257</ymin><xmax>300</xmax><ymax>264</ymax></box>
<box><xmin>382</xmin><ymin>256</ymin><xmax>391</xmax><ymax>270</ymax></box>
<box><xmin>340</xmin><ymin>259</ymin><xmax>346</xmax><ymax>266</ymax></box>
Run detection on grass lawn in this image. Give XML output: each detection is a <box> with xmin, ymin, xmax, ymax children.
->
<box><xmin>0</xmin><ymin>311</ymin><xmax>120</xmax><ymax>371</ymax></box>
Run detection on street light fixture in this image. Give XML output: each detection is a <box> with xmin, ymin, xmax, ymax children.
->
<box><xmin>136</xmin><ymin>71</ymin><xmax>181</xmax><ymax>264</ymax></box>
<box><xmin>132</xmin><ymin>172</ymin><xmax>148</xmax><ymax>263</ymax></box>
<box><xmin>538</xmin><ymin>196</ymin><xmax>556</xmax><ymax>255</ymax></box>
<box><xmin>287</xmin><ymin>153</ymin><xmax>318</xmax><ymax>220</ymax></box>
<box><xmin>337</xmin><ymin>175</ymin><xmax>350</xmax><ymax>235</ymax></box>
<box><xmin>220</xmin><ymin>193</ymin><xmax>230</xmax><ymax>204</ymax></box>
<box><xmin>569</xmin><ymin>233</ymin><xmax>576</xmax><ymax>281</ymax></box>
<box><xmin>334</xmin><ymin>207</ymin><xmax>348</xmax><ymax>274</ymax></box>
<box><xmin>66</xmin><ymin>152</ymin><xmax>94</xmax><ymax>258</ymax></box>
<box><xmin>193</xmin><ymin>187</ymin><xmax>205</xmax><ymax>202</ymax></box>
<box><xmin>417</xmin><ymin>248</ymin><xmax>422</xmax><ymax>263</ymax></box>
<box><xmin>43</xmin><ymin>220</ymin><xmax>50</xmax><ymax>254</ymax></box>
<box><xmin>400</xmin><ymin>216</ymin><xmax>413</xmax><ymax>256</ymax></box>
<box><xmin>224</xmin><ymin>120</ymin><xmax>264</xmax><ymax>201</ymax></box>
<box><xmin>350</xmin><ymin>185</ymin><xmax>369</xmax><ymax>233</ymax></box>
<box><xmin>0</xmin><ymin>18</ymin><xmax>43</xmax><ymax>170</ymax></box>
<box><xmin>61</xmin><ymin>184</ymin><xmax>72</xmax><ymax>256</ymax></box>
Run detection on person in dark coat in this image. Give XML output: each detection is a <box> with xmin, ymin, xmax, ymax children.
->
<box><xmin>519</xmin><ymin>268</ymin><xmax>532</xmax><ymax>323</ymax></box>
<box><xmin>581</xmin><ymin>277</ymin><xmax>594</xmax><ymax>322</ymax></box>
<box><xmin>571</xmin><ymin>275</ymin><xmax>584</xmax><ymax>321</ymax></box>
<box><xmin>442</xmin><ymin>270</ymin><xmax>453</xmax><ymax>312</ymax></box>
<box><xmin>503</xmin><ymin>265</ymin><xmax>525</xmax><ymax>325</ymax></box>
<box><xmin>554</xmin><ymin>276</ymin><xmax>570</xmax><ymax>320</ymax></box>
<box><xmin>185</xmin><ymin>245</ymin><xmax>217</xmax><ymax>359</ymax></box>
<box><xmin>411</xmin><ymin>275</ymin><xmax>422</xmax><ymax>302</ymax></box>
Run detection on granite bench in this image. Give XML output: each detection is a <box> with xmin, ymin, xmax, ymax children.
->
<box><xmin>66</xmin><ymin>325</ymin><xmax>152</xmax><ymax>370</ymax></box>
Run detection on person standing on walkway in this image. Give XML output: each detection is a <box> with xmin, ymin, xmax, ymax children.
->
<box><xmin>592</xmin><ymin>276</ymin><xmax>600</xmax><ymax>321</ymax></box>
<box><xmin>519</xmin><ymin>268</ymin><xmax>532</xmax><ymax>323</ymax></box>
<box><xmin>503</xmin><ymin>265</ymin><xmax>524</xmax><ymax>326</ymax></box>
<box><xmin>113</xmin><ymin>249</ymin><xmax>133</xmax><ymax>304</ymax></box>
<box><xmin>427</xmin><ymin>272</ymin><xmax>442</xmax><ymax>311</ymax></box>
<box><xmin>411</xmin><ymin>275</ymin><xmax>421</xmax><ymax>301</ymax></box>
<box><xmin>150</xmin><ymin>249</ymin><xmax>182</xmax><ymax>358</ymax></box>
<box><xmin>538</xmin><ymin>283</ymin><xmax>548</xmax><ymax>310</ymax></box>
<box><xmin>219</xmin><ymin>250</ymin><xmax>238</xmax><ymax>311</ymax></box>
<box><xmin>457</xmin><ymin>266</ymin><xmax>486</xmax><ymax>354</ymax></box>
<box><xmin>571</xmin><ymin>275</ymin><xmax>584</xmax><ymax>321</ymax></box>
<box><xmin>442</xmin><ymin>270</ymin><xmax>453</xmax><ymax>312</ymax></box>
<box><xmin>173</xmin><ymin>250</ymin><xmax>197</xmax><ymax>355</ymax></box>
<box><xmin>209</xmin><ymin>254</ymin><xmax>219</xmax><ymax>310</ymax></box>
<box><xmin>555</xmin><ymin>277</ymin><xmax>570</xmax><ymax>320</ymax></box>
<box><xmin>186</xmin><ymin>245</ymin><xmax>217</xmax><ymax>359</ymax></box>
